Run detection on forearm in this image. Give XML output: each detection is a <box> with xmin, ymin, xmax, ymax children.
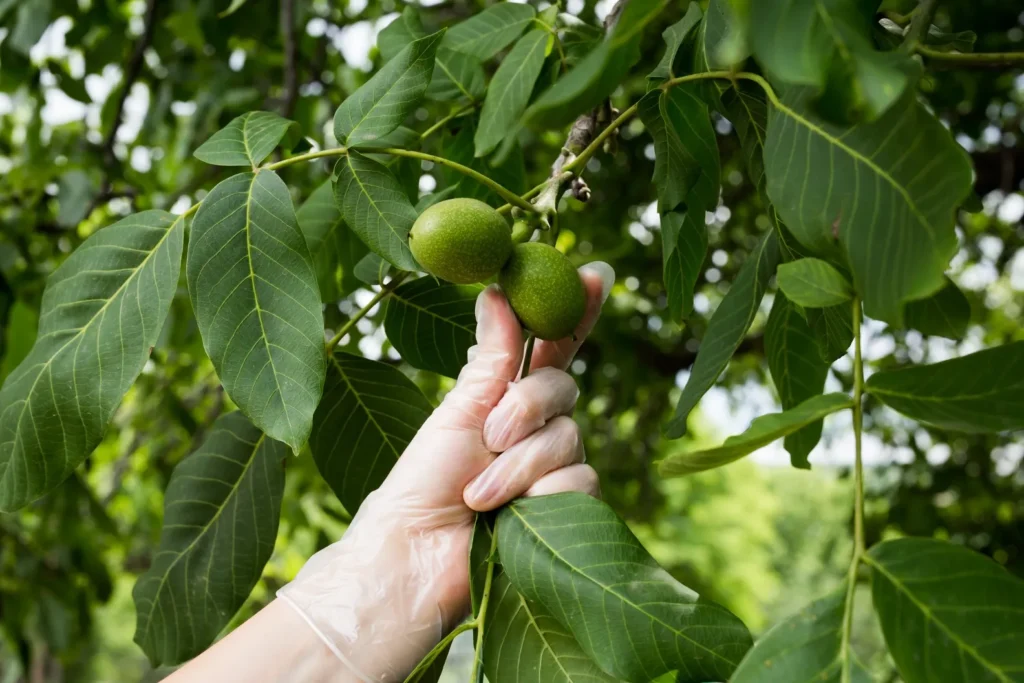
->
<box><xmin>166</xmin><ymin>599</ymin><xmax>356</xmax><ymax>683</ymax></box>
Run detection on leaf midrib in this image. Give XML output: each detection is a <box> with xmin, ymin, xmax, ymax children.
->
<box><xmin>507</xmin><ymin>505</ymin><xmax>739</xmax><ymax>668</ymax></box>
<box><xmin>345</xmin><ymin>37</ymin><xmax>435</xmax><ymax>142</ymax></box>
<box><xmin>863</xmin><ymin>553</ymin><xmax>1013</xmax><ymax>683</ymax></box>
<box><xmin>514</xmin><ymin>591</ymin><xmax>578</xmax><ymax>682</ymax></box>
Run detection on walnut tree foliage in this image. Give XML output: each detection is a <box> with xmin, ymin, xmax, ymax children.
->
<box><xmin>1</xmin><ymin>0</ymin><xmax>1024</xmax><ymax>680</ymax></box>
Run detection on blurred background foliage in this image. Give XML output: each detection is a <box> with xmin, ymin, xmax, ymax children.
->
<box><xmin>0</xmin><ymin>0</ymin><xmax>1022</xmax><ymax>680</ymax></box>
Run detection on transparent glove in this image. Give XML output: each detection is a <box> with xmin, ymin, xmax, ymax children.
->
<box><xmin>278</xmin><ymin>262</ymin><xmax>615</xmax><ymax>682</ymax></box>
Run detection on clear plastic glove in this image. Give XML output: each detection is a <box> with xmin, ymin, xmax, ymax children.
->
<box><xmin>278</xmin><ymin>262</ymin><xmax>615</xmax><ymax>682</ymax></box>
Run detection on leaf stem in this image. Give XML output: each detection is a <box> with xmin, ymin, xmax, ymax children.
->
<box><xmin>403</xmin><ymin>620</ymin><xmax>477</xmax><ymax>683</ymax></box>
<box><xmin>840</xmin><ymin>296</ymin><xmax>866</xmax><ymax>683</ymax></box>
<box><xmin>263</xmin><ymin>147</ymin><xmax>348</xmax><ymax>171</ymax></box>
<box><xmin>378</xmin><ymin>148</ymin><xmax>537</xmax><ymax>213</ymax></box>
<box><xmin>902</xmin><ymin>0</ymin><xmax>940</xmax><ymax>54</ymax></box>
<box><xmin>325</xmin><ymin>272</ymin><xmax>410</xmax><ymax>351</ymax></box>
<box><xmin>420</xmin><ymin>102</ymin><xmax>478</xmax><ymax>140</ymax></box>
<box><xmin>520</xmin><ymin>334</ymin><xmax>536</xmax><ymax>379</ymax></box>
<box><xmin>916</xmin><ymin>47</ymin><xmax>1024</xmax><ymax>68</ymax></box>
<box><xmin>469</xmin><ymin>524</ymin><xmax>499</xmax><ymax>683</ymax></box>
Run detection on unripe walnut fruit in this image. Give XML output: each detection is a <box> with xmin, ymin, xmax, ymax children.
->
<box><xmin>409</xmin><ymin>198</ymin><xmax>512</xmax><ymax>284</ymax></box>
<box><xmin>498</xmin><ymin>243</ymin><xmax>587</xmax><ymax>341</ymax></box>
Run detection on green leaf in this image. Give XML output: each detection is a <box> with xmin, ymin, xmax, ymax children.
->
<box><xmin>665</xmin><ymin>231</ymin><xmax>780</xmax><ymax>438</ymax></box>
<box><xmin>56</xmin><ymin>170</ymin><xmax>100</xmax><ymax>228</ymax></box>
<box><xmin>766</xmin><ymin>293</ymin><xmax>830</xmax><ymax>468</ymax></box>
<box><xmin>497</xmin><ymin>492</ymin><xmax>752</xmax><ymax>682</ymax></box>
<box><xmin>187</xmin><ymin>171</ymin><xmax>326</xmax><ymax>453</ymax></box>
<box><xmin>903</xmin><ymin>277</ymin><xmax>970</xmax><ymax>340</ymax></box>
<box><xmin>865</xmin><ymin>537</ymin><xmax>1024</xmax><ymax>683</ymax></box>
<box><xmin>8</xmin><ymin>0</ymin><xmax>50</xmax><ymax>56</ymax></box>
<box><xmin>469</xmin><ymin>513</ymin><xmax>494</xmax><ymax>620</ymax></box>
<box><xmin>661</xmin><ymin>211</ymin><xmax>706</xmax><ymax>323</ymax></box>
<box><xmin>0</xmin><ymin>211</ymin><xmax>183</xmax><ymax>512</ymax></box>
<box><xmin>0</xmin><ymin>299</ymin><xmax>37</xmax><ymax>383</ymax></box>
<box><xmin>333</xmin><ymin>151</ymin><xmax>420</xmax><ymax>272</ymax></box>
<box><xmin>525</xmin><ymin>0</ymin><xmax>670</xmax><ymax>128</ymax></box>
<box><xmin>661</xmin><ymin>393</ymin><xmax>852</xmax><ymax>477</ymax></box>
<box><xmin>442</xmin><ymin>3</ymin><xmax>536</xmax><ymax>60</ymax></box>
<box><xmin>750</xmin><ymin>0</ymin><xmax>913</xmax><ymax>121</ymax></box>
<box><xmin>731</xmin><ymin>587</ymin><xmax>873</xmax><ymax>683</ymax></box>
<box><xmin>334</xmin><ymin>31</ymin><xmax>443</xmax><ymax>146</ymax></box>
<box><xmin>475</xmin><ymin>30</ymin><xmax>550</xmax><ymax>157</ymax></box>
<box><xmin>648</xmin><ymin>2</ymin><xmax>703</xmax><ymax>80</ymax></box>
<box><xmin>807</xmin><ymin>303</ymin><xmax>854</xmax><ymax>362</ymax></box>
<box><xmin>193</xmin><ymin>111</ymin><xmax>297</xmax><ymax>167</ymax></box>
<box><xmin>865</xmin><ymin>342</ymin><xmax>1024</xmax><ymax>433</ymax></box>
<box><xmin>218</xmin><ymin>0</ymin><xmax>250</xmax><ymax>18</ymax></box>
<box><xmin>428</xmin><ymin>49</ymin><xmax>486</xmax><ymax>102</ymax></box>
<box><xmin>296</xmin><ymin>181</ymin><xmax>368</xmax><ymax>302</ymax></box>
<box><xmin>777</xmin><ymin>258</ymin><xmax>853</xmax><ymax>308</ymax></box>
<box><xmin>353</xmin><ymin>252</ymin><xmax>392</xmax><ymax>286</ymax></box>
<box><xmin>483</xmin><ymin>569</ymin><xmax>621</xmax><ymax>683</ymax></box>
<box><xmin>384</xmin><ymin>277</ymin><xmax>481</xmax><ymax>379</ymax></box>
<box><xmin>764</xmin><ymin>89</ymin><xmax>973</xmax><ymax>325</ymax></box>
<box><xmin>637</xmin><ymin>87</ymin><xmax>701</xmax><ymax>213</ymax></box>
<box><xmin>310</xmin><ymin>352</ymin><xmax>432</xmax><ymax>514</ymax></box>
<box><xmin>133</xmin><ymin>412</ymin><xmax>286</xmax><ymax>665</ymax></box>
<box><xmin>440</xmin><ymin>118</ymin><xmax>525</xmax><ymax>204</ymax></box>
<box><xmin>378</xmin><ymin>6</ymin><xmax>426</xmax><ymax>62</ymax></box>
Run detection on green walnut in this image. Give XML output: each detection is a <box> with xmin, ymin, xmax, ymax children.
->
<box><xmin>409</xmin><ymin>198</ymin><xmax>512</xmax><ymax>284</ymax></box>
<box><xmin>499</xmin><ymin>242</ymin><xmax>587</xmax><ymax>341</ymax></box>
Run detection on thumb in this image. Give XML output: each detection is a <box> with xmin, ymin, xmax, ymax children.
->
<box><xmin>433</xmin><ymin>285</ymin><xmax>523</xmax><ymax>429</ymax></box>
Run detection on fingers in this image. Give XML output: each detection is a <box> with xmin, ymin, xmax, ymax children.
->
<box><xmin>529</xmin><ymin>261</ymin><xmax>614</xmax><ymax>372</ymax></box>
<box><xmin>431</xmin><ymin>285</ymin><xmax>523</xmax><ymax>429</ymax></box>
<box><xmin>481</xmin><ymin>367</ymin><xmax>579</xmax><ymax>452</ymax></box>
<box><xmin>525</xmin><ymin>463</ymin><xmax>601</xmax><ymax>499</ymax></box>
<box><xmin>463</xmin><ymin>416</ymin><xmax>584</xmax><ymax>511</ymax></box>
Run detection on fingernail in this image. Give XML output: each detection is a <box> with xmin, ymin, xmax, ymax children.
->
<box><xmin>579</xmin><ymin>261</ymin><xmax>615</xmax><ymax>304</ymax></box>
<box><xmin>474</xmin><ymin>285</ymin><xmax>497</xmax><ymax>335</ymax></box>
<box><xmin>465</xmin><ymin>469</ymin><xmax>500</xmax><ymax>508</ymax></box>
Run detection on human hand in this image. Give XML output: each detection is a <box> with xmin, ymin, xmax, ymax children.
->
<box><xmin>278</xmin><ymin>262</ymin><xmax>615</xmax><ymax>682</ymax></box>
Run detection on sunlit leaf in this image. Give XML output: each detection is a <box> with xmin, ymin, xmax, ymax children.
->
<box><xmin>193</xmin><ymin>111</ymin><xmax>297</xmax><ymax>167</ymax></box>
<box><xmin>665</xmin><ymin>231</ymin><xmax>779</xmax><ymax>438</ymax></box>
<box><xmin>865</xmin><ymin>342</ymin><xmax>1024</xmax><ymax>433</ymax></box>
<box><xmin>0</xmin><ymin>211</ymin><xmax>183</xmax><ymax>512</ymax></box>
<box><xmin>526</xmin><ymin>0</ymin><xmax>670</xmax><ymax>128</ymax></box>
<box><xmin>334</xmin><ymin>31</ymin><xmax>443</xmax><ymax>146</ymax></box>
<box><xmin>384</xmin><ymin>277</ymin><xmax>481</xmax><ymax>379</ymax></box>
<box><xmin>483</xmin><ymin>570</ymin><xmax>620</xmax><ymax>683</ymax></box>
<box><xmin>187</xmin><ymin>171</ymin><xmax>326</xmax><ymax>453</ymax></box>
<box><xmin>731</xmin><ymin>586</ymin><xmax>873</xmax><ymax>682</ymax></box>
<box><xmin>777</xmin><ymin>258</ymin><xmax>853</xmax><ymax>308</ymax></box>
<box><xmin>333</xmin><ymin>151</ymin><xmax>420</xmax><ymax>271</ymax></box>
<box><xmin>498</xmin><ymin>493</ymin><xmax>752</xmax><ymax>682</ymax></box>
<box><xmin>133</xmin><ymin>412</ymin><xmax>286</xmax><ymax>665</ymax></box>
<box><xmin>475</xmin><ymin>30</ymin><xmax>550</xmax><ymax>157</ymax></box>
<box><xmin>442</xmin><ymin>3</ymin><xmax>536</xmax><ymax>60</ymax></box>
<box><xmin>764</xmin><ymin>89</ymin><xmax>972</xmax><ymax>324</ymax></box>
<box><xmin>661</xmin><ymin>393</ymin><xmax>852</xmax><ymax>477</ymax></box>
<box><xmin>903</xmin><ymin>277</ymin><xmax>970</xmax><ymax>340</ymax></box>
<box><xmin>866</xmin><ymin>537</ymin><xmax>1024</xmax><ymax>683</ymax></box>
<box><xmin>310</xmin><ymin>352</ymin><xmax>432</xmax><ymax>514</ymax></box>
<box><xmin>766</xmin><ymin>293</ymin><xmax>830</xmax><ymax>468</ymax></box>
<box><xmin>296</xmin><ymin>181</ymin><xmax>368</xmax><ymax>302</ymax></box>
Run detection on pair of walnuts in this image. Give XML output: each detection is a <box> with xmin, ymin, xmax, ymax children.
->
<box><xmin>409</xmin><ymin>198</ymin><xmax>587</xmax><ymax>341</ymax></box>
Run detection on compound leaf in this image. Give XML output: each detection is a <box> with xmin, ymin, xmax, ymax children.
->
<box><xmin>497</xmin><ymin>492</ymin><xmax>752</xmax><ymax>682</ymax></box>
<box><xmin>310</xmin><ymin>352</ymin><xmax>432</xmax><ymax>514</ymax></box>
<box><xmin>866</xmin><ymin>537</ymin><xmax>1024</xmax><ymax>683</ymax></box>
<box><xmin>0</xmin><ymin>211</ymin><xmax>183</xmax><ymax>512</ymax></box>
<box><xmin>194</xmin><ymin>111</ymin><xmax>297</xmax><ymax>167</ymax></box>
<box><xmin>133</xmin><ymin>412</ymin><xmax>286</xmax><ymax>665</ymax></box>
<box><xmin>187</xmin><ymin>171</ymin><xmax>325</xmax><ymax>453</ymax></box>
<box><xmin>865</xmin><ymin>342</ymin><xmax>1024</xmax><ymax>433</ymax></box>
<box><xmin>384</xmin><ymin>277</ymin><xmax>481</xmax><ymax>379</ymax></box>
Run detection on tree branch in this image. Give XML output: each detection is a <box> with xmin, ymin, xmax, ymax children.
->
<box><xmin>901</xmin><ymin>0</ymin><xmax>939</xmax><ymax>54</ymax></box>
<box><xmin>917</xmin><ymin>46</ymin><xmax>1024</xmax><ymax>68</ymax></box>
<box><xmin>102</xmin><ymin>0</ymin><xmax>159</xmax><ymax>166</ymax></box>
<box><xmin>280</xmin><ymin>0</ymin><xmax>298</xmax><ymax>118</ymax></box>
